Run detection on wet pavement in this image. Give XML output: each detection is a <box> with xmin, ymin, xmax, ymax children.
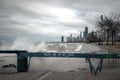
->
<box><xmin>0</xmin><ymin>43</ymin><xmax>120</xmax><ymax>80</ymax></box>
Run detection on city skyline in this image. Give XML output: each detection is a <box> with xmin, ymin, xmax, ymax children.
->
<box><xmin>67</xmin><ymin>27</ymin><xmax>88</xmax><ymax>42</ymax></box>
<box><xmin>0</xmin><ymin>0</ymin><xmax>120</xmax><ymax>42</ymax></box>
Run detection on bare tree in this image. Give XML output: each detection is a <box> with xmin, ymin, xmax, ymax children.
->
<box><xmin>87</xmin><ymin>31</ymin><xmax>98</xmax><ymax>43</ymax></box>
<box><xmin>96</xmin><ymin>14</ymin><xmax>120</xmax><ymax>45</ymax></box>
<box><xmin>96</xmin><ymin>29</ymin><xmax>104</xmax><ymax>45</ymax></box>
<box><xmin>96</xmin><ymin>16</ymin><xmax>110</xmax><ymax>45</ymax></box>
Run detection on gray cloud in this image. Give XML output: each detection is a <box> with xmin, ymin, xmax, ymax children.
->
<box><xmin>0</xmin><ymin>0</ymin><xmax>120</xmax><ymax>42</ymax></box>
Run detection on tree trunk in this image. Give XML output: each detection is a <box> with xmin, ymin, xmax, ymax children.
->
<box><xmin>107</xmin><ymin>34</ymin><xmax>109</xmax><ymax>45</ymax></box>
<box><xmin>112</xmin><ymin>33</ymin><xmax>114</xmax><ymax>46</ymax></box>
<box><xmin>114</xmin><ymin>35</ymin><xmax>116</xmax><ymax>45</ymax></box>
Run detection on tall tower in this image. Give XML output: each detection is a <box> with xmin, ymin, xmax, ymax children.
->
<box><xmin>61</xmin><ymin>36</ymin><xmax>64</xmax><ymax>42</ymax></box>
<box><xmin>80</xmin><ymin>32</ymin><xmax>82</xmax><ymax>38</ymax></box>
<box><xmin>84</xmin><ymin>27</ymin><xmax>88</xmax><ymax>39</ymax></box>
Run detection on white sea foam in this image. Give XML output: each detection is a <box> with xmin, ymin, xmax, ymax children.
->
<box><xmin>0</xmin><ymin>38</ymin><xmax>87</xmax><ymax>72</ymax></box>
<box><xmin>0</xmin><ymin>37</ymin><xmax>48</xmax><ymax>52</ymax></box>
<box><xmin>75</xmin><ymin>44</ymin><xmax>82</xmax><ymax>51</ymax></box>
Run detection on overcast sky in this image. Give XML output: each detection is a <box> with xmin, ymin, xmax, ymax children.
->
<box><xmin>0</xmin><ymin>0</ymin><xmax>120</xmax><ymax>42</ymax></box>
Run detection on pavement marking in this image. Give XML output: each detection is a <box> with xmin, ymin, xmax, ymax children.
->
<box><xmin>38</xmin><ymin>71</ymin><xmax>52</xmax><ymax>80</ymax></box>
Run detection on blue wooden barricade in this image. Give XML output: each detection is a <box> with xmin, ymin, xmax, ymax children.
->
<box><xmin>0</xmin><ymin>50</ymin><xmax>120</xmax><ymax>75</ymax></box>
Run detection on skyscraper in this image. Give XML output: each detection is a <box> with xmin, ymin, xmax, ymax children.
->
<box><xmin>61</xmin><ymin>36</ymin><xmax>64</xmax><ymax>42</ymax></box>
<box><xmin>84</xmin><ymin>27</ymin><xmax>88</xmax><ymax>39</ymax></box>
<box><xmin>80</xmin><ymin>32</ymin><xmax>82</xmax><ymax>38</ymax></box>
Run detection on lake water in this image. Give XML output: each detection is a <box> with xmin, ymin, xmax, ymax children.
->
<box><xmin>0</xmin><ymin>43</ymin><xmax>102</xmax><ymax>73</ymax></box>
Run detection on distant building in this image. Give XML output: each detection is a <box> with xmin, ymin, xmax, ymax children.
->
<box><xmin>83</xmin><ymin>32</ymin><xmax>85</xmax><ymax>39</ymax></box>
<box><xmin>66</xmin><ymin>27</ymin><xmax>89</xmax><ymax>42</ymax></box>
<box><xmin>67</xmin><ymin>33</ymin><xmax>84</xmax><ymax>42</ymax></box>
<box><xmin>67</xmin><ymin>34</ymin><xmax>76</xmax><ymax>42</ymax></box>
<box><xmin>80</xmin><ymin>32</ymin><xmax>82</xmax><ymax>38</ymax></box>
<box><xmin>61</xmin><ymin>36</ymin><xmax>64</xmax><ymax>42</ymax></box>
<box><xmin>84</xmin><ymin>27</ymin><xmax>88</xmax><ymax>39</ymax></box>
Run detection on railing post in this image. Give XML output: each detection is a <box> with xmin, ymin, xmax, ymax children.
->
<box><xmin>17</xmin><ymin>52</ymin><xmax>28</xmax><ymax>72</ymax></box>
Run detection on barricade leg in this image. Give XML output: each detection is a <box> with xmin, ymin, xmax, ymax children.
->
<box><xmin>87</xmin><ymin>55</ymin><xmax>104</xmax><ymax>75</ymax></box>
